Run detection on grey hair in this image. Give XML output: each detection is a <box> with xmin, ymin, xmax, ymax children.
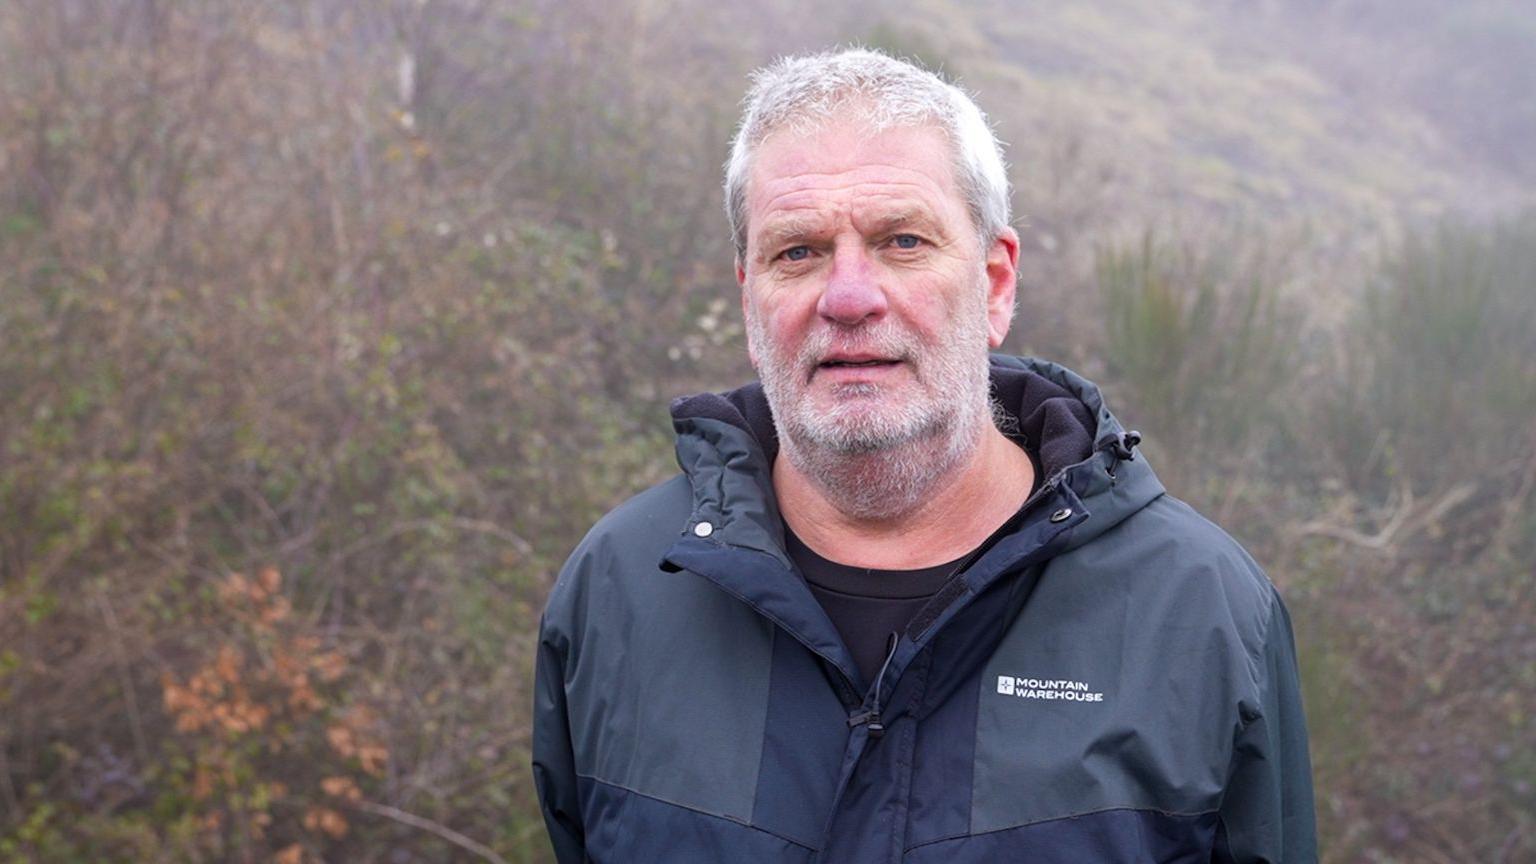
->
<box><xmin>725</xmin><ymin>48</ymin><xmax>1011</xmax><ymax>261</ymax></box>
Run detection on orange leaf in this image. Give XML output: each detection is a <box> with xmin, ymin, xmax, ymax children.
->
<box><xmin>325</xmin><ymin>724</ymin><xmax>356</xmax><ymax>758</ymax></box>
<box><xmin>262</xmin><ymin>595</ymin><xmax>291</xmax><ymax>625</ymax></box>
<box><xmin>193</xmin><ymin>765</ymin><xmax>215</xmax><ymax>801</ymax></box>
<box><xmin>215</xmin><ymin>645</ymin><xmax>242</xmax><ymax>685</ymax></box>
<box><xmin>312</xmin><ymin>651</ymin><xmax>346</xmax><ymax>683</ymax></box>
<box><xmin>258</xmin><ymin>567</ymin><xmax>282</xmax><ymax>595</ymax></box>
<box><xmin>291</xmin><ymin>688</ymin><xmax>321</xmax><ymax>714</ymax></box>
<box><xmin>220</xmin><ymin>573</ymin><xmax>251</xmax><ymax>605</ymax></box>
<box><xmin>321</xmin><ymin>776</ymin><xmax>362</xmax><ymax>801</ymax></box>
<box><xmin>303</xmin><ymin>806</ymin><xmax>349</xmax><ymax>839</ymax></box>
<box><xmin>357</xmin><ymin>743</ymin><xmax>389</xmax><ymax>777</ymax></box>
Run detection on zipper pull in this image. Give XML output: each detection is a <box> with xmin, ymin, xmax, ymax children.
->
<box><xmin>846</xmin><ymin>708</ymin><xmax>885</xmax><ymax>739</ymax></box>
<box><xmin>846</xmin><ymin>632</ymin><xmax>900</xmax><ymax>740</ymax></box>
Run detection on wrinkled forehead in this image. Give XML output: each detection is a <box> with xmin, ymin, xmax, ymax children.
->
<box><xmin>743</xmin><ymin>118</ymin><xmax>966</xmax><ymax>238</ymax></box>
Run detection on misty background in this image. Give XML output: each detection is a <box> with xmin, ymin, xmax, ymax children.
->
<box><xmin>1</xmin><ymin>1</ymin><xmax>1533</xmax><ymax>861</ymax></box>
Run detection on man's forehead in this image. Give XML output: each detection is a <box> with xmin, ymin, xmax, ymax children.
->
<box><xmin>756</xmin><ymin>203</ymin><xmax>939</xmax><ymax>239</ymax></box>
<box><xmin>750</xmin><ymin>117</ymin><xmax>953</xmax><ymax>179</ymax></box>
<box><xmin>744</xmin><ymin>120</ymin><xmax>962</xmax><ymax>232</ymax></box>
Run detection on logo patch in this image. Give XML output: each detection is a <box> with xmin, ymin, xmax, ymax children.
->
<box><xmin>994</xmin><ymin>675</ymin><xmax>1104</xmax><ymax>703</ymax></box>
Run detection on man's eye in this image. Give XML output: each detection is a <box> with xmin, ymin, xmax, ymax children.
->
<box><xmin>781</xmin><ymin>246</ymin><xmax>811</xmax><ymax>262</ymax></box>
<box><xmin>892</xmin><ymin>234</ymin><xmax>922</xmax><ymax>250</ymax></box>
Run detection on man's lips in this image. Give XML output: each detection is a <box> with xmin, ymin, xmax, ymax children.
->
<box><xmin>818</xmin><ymin>358</ymin><xmax>900</xmax><ymax>368</ymax></box>
<box><xmin>812</xmin><ymin>356</ymin><xmax>905</xmax><ymax>381</ymax></box>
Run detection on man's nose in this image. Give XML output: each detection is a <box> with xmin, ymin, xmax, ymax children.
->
<box><xmin>816</xmin><ymin>245</ymin><xmax>887</xmax><ymax>326</ymax></box>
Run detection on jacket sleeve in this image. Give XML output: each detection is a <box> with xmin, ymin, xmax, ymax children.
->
<box><xmin>1214</xmin><ymin>589</ymin><xmax>1318</xmax><ymax>864</ymax></box>
<box><xmin>532</xmin><ymin>610</ymin><xmax>586</xmax><ymax>864</ymax></box>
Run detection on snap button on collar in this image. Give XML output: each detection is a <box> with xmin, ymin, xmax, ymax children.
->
<box><xmin>1049</xmin><ymin>507</ymin><xmax>1073</xmax><ymax>523</ymax></box>
<box><xmin>693</xmin><ymin>521</ymin><xmax>714</xmax><ymax>538</ymax></box>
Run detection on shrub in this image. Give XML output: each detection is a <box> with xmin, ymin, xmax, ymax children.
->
<box><xmin>1095</xmin><ymin>229</ymin><xmax>1301</xmax><ymax>518</ymax></box>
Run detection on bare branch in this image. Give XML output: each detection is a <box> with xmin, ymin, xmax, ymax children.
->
<box><xmin>353</xmin><ymin>799</ymin><xmax>510</xmax><ymax>864</ymax></box>
<box><xmin>1290</xmin><ymin>479</ymin><xmax>1477</xmax><ymax>554</ymax></box>
<box><xmin>92</xmin><ymin>588</ymin><xmax>152</xmax><ymax>772</ymax></box>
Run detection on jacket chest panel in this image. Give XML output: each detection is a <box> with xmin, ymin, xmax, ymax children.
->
<box><xmin>568</xmin><ymin>569</ymin><xmax>779</xmax><ymax>825</ymax></box>
<box><xmin>965</xmin><ymin>562</ymin><xmax>1240</xmax><ymax>836</ymax></box>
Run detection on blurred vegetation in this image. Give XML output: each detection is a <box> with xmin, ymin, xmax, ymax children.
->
<box><xmin>1097</xmin><ymin>229</ymin><xmax>1300</xmax><ymax>520</ymax></box>
<box><xmin>0</xmin><ymin>0</ymin><xmax>1532</xmax><ymax>862</ymax></box>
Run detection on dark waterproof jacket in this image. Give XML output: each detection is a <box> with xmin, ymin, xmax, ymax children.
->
<box><xmin>534</xmin><ymin>356</ymin><xmax>1317</xmax><ymax>863</ymax></box>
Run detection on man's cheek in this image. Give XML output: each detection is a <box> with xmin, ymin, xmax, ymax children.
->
<box><xmin>742</xmin><ymin>303</ymin><xmax>768</xmax><ymax>369</ymax></box>
<box><xmin>744</xmin><ymin>325</ymin><xmax>761</xmax><ymax>369</ymax></box>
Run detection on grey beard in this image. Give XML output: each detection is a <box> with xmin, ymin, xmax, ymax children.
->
<box><xmin>775</xmin><ymin>389</ymin><xmax>991</xmax><ymax>522</ymax></box>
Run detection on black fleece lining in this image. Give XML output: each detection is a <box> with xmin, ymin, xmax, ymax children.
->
<box><xmin>988</xmin><ymin>363</ymin><xmax>1096</xmax><ymax>483</ymax></box>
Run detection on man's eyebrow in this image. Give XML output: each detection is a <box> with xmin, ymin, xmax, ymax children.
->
<box><xmin>758</xmin><ymin>209</ymin><xmax>939</xmax><ymax>242</ymax></box>
<box><xmin>754</xmin><ymin>216</ymin><xmax>827</xmax><ymax>252</ymax></box>
<box><xmin>867</xmin><ymin>209</ymin><xmax>941</xmax><ymax>235</ymax></box>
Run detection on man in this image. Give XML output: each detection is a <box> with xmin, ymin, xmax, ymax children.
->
<box><xmin>534</xmin><ymin>48</ymin><xmax>1316</xmax><ymax>863</ymax></box>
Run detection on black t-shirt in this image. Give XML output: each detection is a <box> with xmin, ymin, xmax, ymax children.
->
<box><xmin>788</xmin><ymin>530</ymin><xmax>964</xmax><ymax>687</ymax></box>
<box><xmin>785</xmin><ymin>445</ymin><xmax>1044</xmax><ymax>688</ymax></box>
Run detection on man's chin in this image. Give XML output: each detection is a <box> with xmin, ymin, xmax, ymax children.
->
<box><xmin>817</xmin><ymin>382</ymin><xmax>886</xmax><ymax>403</ymax></box>
<box><xmin>790</xmin><ymin>409</ymin><xmax>946</xmax><ymax>456</ymax></box>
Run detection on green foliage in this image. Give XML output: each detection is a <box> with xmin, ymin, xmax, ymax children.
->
<box><xmin>1331</xmin><ymin>215</ymin><xmax>1536</xmax><ymax>496</ymax></box>
<box><xmin>1095</xmin><ymin>230</ymin><xmax>1299</xmax><ymax>503</ymax></box>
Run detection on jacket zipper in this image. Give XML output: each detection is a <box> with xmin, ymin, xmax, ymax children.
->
<box><xmin>845</xmin><ymin>632</ymin><xmax>900</xmax><ymax>739</ymax></box>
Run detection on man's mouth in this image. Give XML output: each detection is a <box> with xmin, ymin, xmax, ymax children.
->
<box><xmin>812</xmin><ymin>356</ymin><xmax>905</xmax><ymax>383</ymax></box>
<box><xmin>819</xmin><ymin>359</ymin><xmax>899</xmax><ymax>368</ymax></box>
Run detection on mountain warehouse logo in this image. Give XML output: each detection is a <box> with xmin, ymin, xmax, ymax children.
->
<box><xmin>996</xmin><ymin>675</ymin><xmax>1104</xmax><ymax>703</ymax></box>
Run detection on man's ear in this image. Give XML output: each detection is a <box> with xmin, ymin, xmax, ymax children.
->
<box><xmin>984</xmin><ymin>228</ymin><xmax>1020</xmax><ymax>348</ymax></box>
<box><xmin>737</xmin><ymin>257</ymin><xmax>759</xmax><ymax>368</ymax></box>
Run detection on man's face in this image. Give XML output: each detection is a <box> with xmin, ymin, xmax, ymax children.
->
<box><xmin>736</xmin><ymin>119</ymin><xmax>1019</xmax><ymax>455</ymax></box>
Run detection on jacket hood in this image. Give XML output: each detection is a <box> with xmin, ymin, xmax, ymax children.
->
<box><xmin>668</xmin><ymin>355</ymin><xmax>1164</xmax><ymax>563</ymax></box>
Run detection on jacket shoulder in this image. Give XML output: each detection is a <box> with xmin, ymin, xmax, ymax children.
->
<box><xmin>1062</xmin><ymin>492</ymin><xmax>1282</xmax><ymax>690</ymax></box>
<box><xmin>1137</xmin><ymin>494</ymin><xmax>1273</xmax><ymax>595</ymax></box>
<box><xmin>1129</xmin><ymin>494</ymin><xmax>1282</xmax><ymax>683</ymax></box>
<box><xmin>543</xmin><ymin>474</ymin><xmax>692</xmax><ymax>622</ymax></box>
<box><xmin>576</xmin><ymin>473</ymin><xmax>693</xmax><ymax>558</ymax></box>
